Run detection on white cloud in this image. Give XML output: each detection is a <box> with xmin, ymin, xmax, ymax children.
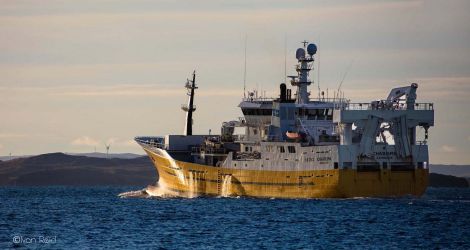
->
<box><xmin>71</xmin><ymin>136</ymin><xmax>101</xmax><ymax>146</ymax></box>
<box><xmin>0</xmin><ymin>144</ymin><xmax>4</xmax><ymax>150</ymax></box>
<box><xmin>441</xmin><ymin>145</ymin><xmax>457</xmax><ymax>153</ymax></box>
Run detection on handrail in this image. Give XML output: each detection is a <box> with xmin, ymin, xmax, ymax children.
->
<box><xmin>135</xmin><ymin>137</ymin><xmax>165</xmax><ymax>149</ymax></box>
<box><xmin>241</xmin><ymin>97</ymin><xmax>275</xmax><ymax>102</ymax></box>
<box><xmin>336</xmin><ymin>102</ymin><xmax>434</xmax><ymax>111</ymax></box>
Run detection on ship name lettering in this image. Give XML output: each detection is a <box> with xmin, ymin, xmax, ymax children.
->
<box><xmin>316</xmin><ymin>156</ymin><xmax>332</xmax><ymax>161</ymax></box>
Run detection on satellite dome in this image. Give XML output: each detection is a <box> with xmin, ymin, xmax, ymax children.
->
<box><xmin>296</xmin><ymin>48</ymin><xmax>306</xmax><ymax>60</ymax></box>
<box><xmin>307</xmin><ymin>43</ymin><xmax>317</xmax><ymax>55</ymax></box>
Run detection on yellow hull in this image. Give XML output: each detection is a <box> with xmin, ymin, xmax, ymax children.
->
<box><xmin>144</xmin><ymin>148</ymin><xmax>428</xmax><ymax>198</ymax></box>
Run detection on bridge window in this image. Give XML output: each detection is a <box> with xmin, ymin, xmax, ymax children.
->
<box><xmin>278</xmin><ymin>146</ymin><xmax>285</xmax><ymax>153</ymax></box>
<box><xmin>287</xmin><ymin>146</ymin><xmax>296</xmax><ymax>153</ymax></box>
<box><xmin>242</xmin><ymin>108</ymin><xmax>272</xmax><ymax>116</ymax></box>
<box><xmin>317</xmin><ymin>109</ymin><xmax>325</xmax><ymax>120</ymax></box>
<box><xmin>327</xmin><ymin>109</ymin><xmax>333</xmax><ymax>120</ymax></box>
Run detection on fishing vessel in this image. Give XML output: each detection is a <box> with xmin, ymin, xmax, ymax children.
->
<box><xmin>135</xmin><ymin>41</ymin><xmax>434</xmax><ymax>198</ymax></box>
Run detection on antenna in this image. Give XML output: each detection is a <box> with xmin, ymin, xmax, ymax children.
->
<box><xmin>243</xmin><ymin>35</ymin><xmax>247</xmax><ymax>98</ymax></box>
<box><xmin>336</xmin><ymin>60</ymin><xmax>354</xmax><ymax>99</ymax></box>
<box><xmin>105</xmin><ymin>143</ymin><xmax>111</xmax><ymax>159</ymax></box>
<box><xmin>284</xmin><ymin>35</ymin><xmax>287</xmax><ymax>84</ymax></box>
<box><xmin>317</xmin><ymin>38</ymin><xmax>321</xmax><ymax>100</ymax></box>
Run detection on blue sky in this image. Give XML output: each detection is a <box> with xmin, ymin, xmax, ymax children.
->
<box><xmin>0</xmin><ymin>0</ymin><xmax>469</xmax><ymax>164</ymax></box>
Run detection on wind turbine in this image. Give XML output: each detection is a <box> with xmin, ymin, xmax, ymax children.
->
<box><xmin>105</xmin><ymin>143</ymin><xmax>111</xmax><ymax>159</ymax></box>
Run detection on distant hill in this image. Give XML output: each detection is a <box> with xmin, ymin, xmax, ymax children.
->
<box><xmin>0</xmin><ymin>152</ymin><xmax>144</xmax><ymax>161</ymax></box>
<box><xmin>0</xmin><ymin>153</ymin><xmax>156</xmax><ymax>186</ymax></box>
<box><xmin>429</xmin><ymin>164</ymin><xmax>470</xmax><ymax>178</ymax></box>
<box><xmin>0</xmin><ymin>155</ymin><xmax>32</xmax><ymax>161</ymax></box>
<box><xmin>68</xmin><ymin>152</ymin><xmax>145</xmax><ymax>159</ymax></box>
<box><xmin>429</xmin><ymin>173</ymin><xmax>469</xmax><ymax>188</ymax></box>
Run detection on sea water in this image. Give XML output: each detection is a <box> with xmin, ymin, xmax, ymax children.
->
<box><xmin>1</xmin><ymin>187</ymin><xmax>469</xmax><ymax>249</ymax></box>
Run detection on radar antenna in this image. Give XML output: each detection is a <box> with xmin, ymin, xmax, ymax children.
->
<box><xmin>317</xmin><ymin>38</ymin><xmax>321</xmax><ymax>100</ymax></box>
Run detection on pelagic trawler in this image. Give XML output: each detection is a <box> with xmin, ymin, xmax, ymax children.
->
<box><xmin>135</xmin><ymin>41</ymin><xmax>434</xmax><ymax>198</ymax></box>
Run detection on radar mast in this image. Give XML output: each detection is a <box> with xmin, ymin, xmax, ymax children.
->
<box><xmin>291</xmin><ymin>41</ymin><xmax>317</xmax><ymax>104</ymax></box>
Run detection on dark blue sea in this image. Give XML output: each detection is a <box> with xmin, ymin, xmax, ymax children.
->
<box><xmin>1</xmin><ymin>187</ymin><xmax>469</xmax><ymax>249</ymax></box>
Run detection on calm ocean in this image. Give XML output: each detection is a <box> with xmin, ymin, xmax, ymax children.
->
<box><xmin>1</xmin><ymin>187</ymin><xmax>469</xmax><ymax>249</ymax></box>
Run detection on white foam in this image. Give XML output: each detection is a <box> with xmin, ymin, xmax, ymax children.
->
<box><xmin>118</xmin><ymin>189</ymin><xmax>149</xmax><ymax>198</ymax></box>
<box><xmin>220</xmin><ymin>175</ymin><xmax>232</xmax><ymax>197</ymax></box>
<box><xmin>119</xmin><ymin>180</ymin><xmax>180</xmax><ymax>199</ymax></box>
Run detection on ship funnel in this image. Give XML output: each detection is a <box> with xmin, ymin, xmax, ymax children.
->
<box><xmin>280</xmin><ymin>83</ymin><xmax>287</xmax><ymax>102</ymax></box>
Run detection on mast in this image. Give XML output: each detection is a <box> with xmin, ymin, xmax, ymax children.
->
<box><xmin>182</xmin><ymin>70</ymin><xmax>197</xmax><ymax>136</ymax></box>
<box><xmin>291</xmin><ymin>40</ymin><xmax>317</xmax><ymax>104</ymax></box>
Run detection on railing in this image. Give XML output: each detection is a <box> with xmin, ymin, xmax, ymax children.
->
<box><xmin>134</xmin><ymin>136</ymin><xmax>165</xmax><ymax>149</ymax></box>
<box><xmin>242</xmin><ymin>96</ymin><xmax>349</xmax><ymax>104</ymax></box>
<box><xmin>416</xmin><ymin>141</ymin><xmax>428</xmax><ymax>145</ymax></box>
<box><xmin>338</xmin><ymin>102</ymin><xmax>434</xmax><ymax>111</ymax></box>
<box><xmin>414</xmin><ymin>103</ymin><xmax>434</xmax><ymax>110</ymax></box>
<box><xmin>310</xmin><ymin>97</ymin><xmax>348</xmax><ymax>103</ymax></box>
<box><xmin>295</xmin><ymin>65</ymin><xmax>312</xmax><ymax>71</ymax></box>
<box><xmin>242</xmin><ymin>97</ymin><xmax>275</xmax><ymax>103</ymax></box>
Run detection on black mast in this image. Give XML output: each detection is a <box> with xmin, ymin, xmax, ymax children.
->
<box><xmin>183</xmin><ymin>70</ymin><xmax>197</xmax><ymax>136</ymax></box>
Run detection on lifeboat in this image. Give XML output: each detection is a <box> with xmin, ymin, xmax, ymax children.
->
<box><xmin>286</xmin><ymin>131</ymin><xmax>305</xmax><ymax>140</ymax></box>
